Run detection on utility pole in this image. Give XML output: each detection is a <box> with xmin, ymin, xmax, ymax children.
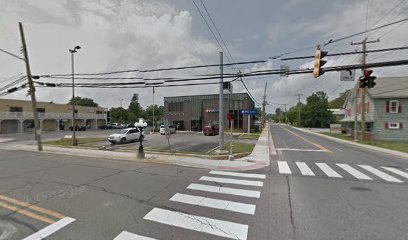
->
<box><xmin>19</xmin><ymin>22</ymin><xmax>42</xmax><ymax>151</ymax></box>
<box><xmin>152</xmin><ymin>87</ymin><xmax>155</xmax><ymax>132</ymax></box>
<box><xmin>261</xmin><ymin>82</ymin><xmax>267</xmax><ymax>128</ymax></box>
<box><xmin>351</xmin><ymin>38</ymin><xmax>379</xmax><ymax>141</ymax></box>
<box><xmin>284</xmin><ymin>104</ymin><xmax>288</xmax><ymax>124</ymax></box>
<box><xmin>295</xmin><ymin>93</ymin><xmax>303</xmax><ymax>127</ymax></box>
<box><xmin>218</xmin><ymin>52</ymin><xmax>225</xmax><ymax>151</ymax></box>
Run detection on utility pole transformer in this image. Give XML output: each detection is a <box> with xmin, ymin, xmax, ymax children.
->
<box><xmin>351</xmin><ymin>38</ymin><xmax>379</xmax><ymax>141</ymax></box>
<box><xmin>19</xmin><ymin>22</ymin><xmax>42</xmax><ymax>151</ymax></box>
<box><xmin>219</xmin><ymin>52</ymin><xmax>224</xmax><ymax>151</ymax></box>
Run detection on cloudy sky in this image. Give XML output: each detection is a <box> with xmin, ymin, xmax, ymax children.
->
<box><xmin>1</xmin><ymin>0</ymin><xmax>408</xmax><ymax>113</ymax></box>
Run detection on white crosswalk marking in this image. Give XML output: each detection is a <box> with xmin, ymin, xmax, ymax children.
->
<box><xmin>296</xmin><ymin>162</ymin><xmax>315</xmax><ymax>176</ymax></box>
<box><xmin>187</xmin><ymin>183</ymin><xmax>261</xmax><ymax>198</ymax></box>
<box><xmin>209</xmin><ymin>170</ymin><xmax>266</xmax><ymax>179</ymax></box>
<box><xmin>114</xmin><ymin>231</ymin><xmax>157</xmax><ymax>240</ymax></box>
<box><xmin>316</xmin><ymin>163</ymin><xmax>343</xmax><ymax>178</ymax></box>
<box><xmin>381</xmin><ymin>167</ymin><xmax>408</xmax><ymax>179</ymax></box>
<box><xmin>199</xmin><ymin>176</ymin><xmax>263</xmax><ymax>187</ymax></box>
<box><xmin>278</xmin><ymin>161</ymin><xmax>291</xmax><ymax>174</ymax></box>
<box><xmin>336</xmin><ymin>164</ymin><xmax>373</xmax><ymax>180</ymax></box>
<box><xmin>144</xmin><ymin>208</ymin><xmax>248</xmax><ymax>240</ymax></box>
<box><xmin>170</xmin><ymin>193</ymin><xmax>256</xmax><ymax>215</ymax></box>
<box><xmin>358</xmin><ymin>165</ymin><xmax>403</xmax><ymax>183</ymax></box>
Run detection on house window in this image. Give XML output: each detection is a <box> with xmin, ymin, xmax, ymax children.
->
<box><xmin>388</xmin><ymin>122</ymin><xmax>400</xmax><ymax>129</ymax></box>
<box><xmin>9</xmin><ymin>106</ymin><xmax>23</xmax><ymax>112</ymax></box>
<box><xmin>390</xmin><ymin>100</ymin><xmax>399</xmax><ymax>113</ymax></box>
<box><xmin>37</xmin><ymin>108</ymin><xmax>45</xmax><ymax>113</ymax></box>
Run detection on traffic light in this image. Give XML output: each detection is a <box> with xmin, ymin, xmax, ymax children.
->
<box><xmin>364</xmin><ymin>69</ymin><xmax>376</xmax><ymax>88</ymax></box>
<box><xmin>359</xmin><ymin>69</ymin><xmax>376</xmax><ymax>88</ymax></box>
<box><xmin>313</xmin><ymin>45</ymin><xmax>328</xmax><ymax>78</ymax></box>
<box><xmin>227</xmin><ymin>113</ymin><xmax>235</xmax><ymax>120</ymax></box>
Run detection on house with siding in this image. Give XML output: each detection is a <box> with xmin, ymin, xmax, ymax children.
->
<box><xmin>341</xmin><ymin>77</ymin><xmax>408</xmax><ymax>141</ymax></box>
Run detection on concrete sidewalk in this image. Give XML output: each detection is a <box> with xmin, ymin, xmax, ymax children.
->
<box><xmin>291</xmin><ymin>125</ymin><xmax>408</xmax><ymax>159</ymax></box>
<box><xmin>0</xmin><ymin>124</ymin><xmax>274</xmax><ymax>171</ymax></box>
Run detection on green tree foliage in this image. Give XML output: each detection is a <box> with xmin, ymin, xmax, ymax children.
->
<box><xmin>328</xmin><ymin>90</ymin><xmax>350</xmax><ymax>109</ymax></box>
<box><xmin>143</xmin><ymin>104</ymin><xmax>165</xmax><ymax>125</ymax></box>
<box><xmin>68</xmin><ymin>96</ymin><xmax>99</xmax><ymax>107</ymax></box>
<box><xmin>127</xmin><ymin>94</ymin><xmax>143</xmax><ymax>122</ymax></box>
<box><xmin>302</xmin><ymin>91</ymin><xmax>334</xmax><ymax>128</ymax></box>
<box><xmin>110</xmin><ymin>107</ymin><xmax>129</xmax><ymax>123</ymax></box>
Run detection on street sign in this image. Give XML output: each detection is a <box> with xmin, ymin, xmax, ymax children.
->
<box><xmin>340</xmin><ymin>69</ymin><xmax>355</xmax><ymax>81</ymax></box>
<box><xmin>240</xmin><ymin>109</ymin><xmax>257</xmax><ymax>115</ymax></box>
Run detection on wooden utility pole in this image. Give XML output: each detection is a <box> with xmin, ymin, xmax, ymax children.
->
<box><xmin>262</xmin><ymin>82</ymin><xmax>267</xmax><ymax>128</ymax></box>
<box><xmin>19</xmin><ymin>22</ymin><xmax>42</xmax><ymax>151</ymax></box>
<box><xmin>351</xmin><ymin>38</ymin><xmax>379</xmax><ymax>141</ymax></box>
<box><xmin>295</xmin><ymin>93</ymin><xmax>303</xmax><ymax>126</ymax></box>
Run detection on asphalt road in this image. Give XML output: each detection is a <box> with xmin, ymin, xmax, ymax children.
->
<box><xmin>269</xmin><ymin>123</ymin><xmax>408</xmax><ymax>240</ymax></box>
<box><xmin>1</xmin><ymin>123</ymin><xmax>407</xmax><ymax>240</ymax></box>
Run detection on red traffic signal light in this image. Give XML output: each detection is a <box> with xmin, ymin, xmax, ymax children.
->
<box><xmin>227</xmin><ymin>113</ymin><xmax>231</xmax><ymax>120</ymax></box>
<box><xmin>364</xmin><ymin>69</ymin><xmax>373</xmax><ymax>77</ymax></box>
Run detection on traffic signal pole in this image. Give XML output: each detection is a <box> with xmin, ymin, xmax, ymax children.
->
<box><xmin>219</xmin><ymin>52</ymin><xmax>224</xmax><ymax>151</ymax></box>
<box><xmin>351</xmin><ymin>38</ymin><xmax>379</xmax><ymax>141</ymax></box>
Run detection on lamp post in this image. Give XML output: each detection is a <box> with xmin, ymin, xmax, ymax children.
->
<box><xmin>69</xmin><ymin>45</ymin><xmax>81</xmax><ymax>146</ymax></box>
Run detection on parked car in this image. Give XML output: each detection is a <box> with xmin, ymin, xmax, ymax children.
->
<box><xmin>108</xmin><ymin>128</ymin><xmax>144</xmax><ymax>144</ymax></box>
<box><xmin>160</xmin><ymin>125</ymin><xmax>176</xmax><ymax>135</ymax></box>
<box><xmin>111</xmin><ymin>123</ymin><xmax>124</xmax><ymax>129</ymax></box>
<box><xmin>69</xmin><ymin>125</ymin><xmax>86</xmax><ymax>131</ymax></box>
<box><xmin>203</xmin><ymin>125</ymin><xmax>219</xmax><ymax>136</ymax></box>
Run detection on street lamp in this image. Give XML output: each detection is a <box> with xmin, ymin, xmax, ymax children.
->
<box><xmin>69</xmin><ymin>45</ymin><xmax>81</xmax><ymax>146</ymax></box>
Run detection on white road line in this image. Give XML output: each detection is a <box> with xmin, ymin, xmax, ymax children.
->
<box><xmin>316</xmin><ymin>163</ymin><xmax>343</xmax><ymax>178</ymax></box>
<box><xmin>296</xmin><ymin>162</ymin><xmax>315</xmax><ymax>176</ymax></box>
<box><xmin>276</xmin><ymin>148</ymin><xmax>325</xmax><ymax>152</ymax></box>
<box><xmin>113</xmin><ymin>231</ymin><xmax>157</xmax><ymax>240</ymax></box>
<box><xmin>336</xmin><ymin>164</ymin><xmax>373</xmax><ymax>180</ymax></box>
<box><xmin>358</xmin><ymin>165</ymin><xmax>403</xmax><ymax>183</ymax></box>
<box><xmin>199</xmin><ymin>176</ymin><xmax>263</xmax><ymax>187</ymax></box>
<box><xmin>144</xmin><ymin>208</ymin><xmax>248</xmax><ymax>240</ymax></box>
<box><xmin>22</xmin><ymin>217</ymin><xmax>76</xmax><ymax>240</ymax></box>
<box><xmin>381</xmin><ymin>167</ymin><xmax>408</xmax><ymax>179</ymax></box>
<box><xmin>187</xmin><ymin>184</ymin><xmax>260</xmax><ymax>198</ymax></box>
<box><xmin>209</xmin><ymin>170</ymin><xmax>266</xmax><ymax>179</ymax></box>
<box><xmin>277</xmin><ymin>161</ymin><xmax>291</xmax><ymax>174</ymax></box>
<box><xmin>170</xmin><ymin>193</ymin><xmax>256</xmax><ymax>215</ymax></box>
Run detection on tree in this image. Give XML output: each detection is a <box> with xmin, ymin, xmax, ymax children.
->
<box><xmin>302</xmin><ymin>91</ymin><xmax>334</xmax><ymax>128</ymax></box>
<box><xmin>328</xmin><ymin>90</ymin><xmax>350</xmax><ymax>109</ymax></box>
<box><xmin>110</xmin><ymin>107</ymin><xmax>129</xmax><ymax>123</ymax></box>
<box><xmin>68</xmin><ymin>96</ymin><xmax>99</xmax><ymax>107</ymax></box>
<box><xmin>127</xmin><ymin>94</ymin><xmax>143</xmax><ymax>122</ymax></box>
<box><xmin>143</xmin><ymin>104</ymin><xmax>164</xmax><ymax>125</ymax></box>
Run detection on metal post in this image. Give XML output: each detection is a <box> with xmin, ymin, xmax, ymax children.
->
<box><xmin>19</xmin><ymin>22</ymin><xmax>42</xmax><ymax>151</ymax></box>
<box><xmin>71</xmin><ymin>51</ymin><xmax>77</xmax><ymax>146</ymax></box>
<box><xmin>219</xmin><ymin>52</ymin><xmax>224</xmax><ymax>151</ymax></box>
<box><xmin>229</xmin><ymin>120</ymin><xmax>234</xmax><ymax>161</ymax></box>
<box><xmin>247</xmin><ymin>114</ymin><xmax>250</xmax><ymax>134</ymax></box>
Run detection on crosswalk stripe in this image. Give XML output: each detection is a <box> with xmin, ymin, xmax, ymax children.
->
<box><xmin>209</xmin><ymin>170</ymin><xmax>266</xmax><ymax>179</ymax></box>
<box><xmin>296</xmin><ymin>162</ymin><xmax>315</xmax><ymax>176</ymax></box>
<box><xmin>187</xmin><ymin>184</ymin><xmax>260</xmax><ymax>198</ymax></box>
<box><xmin>316</xmin><ymin>163</ymin><xmax>343</xmax><ymax>178</ymax></box>
<box><xmin>22</xmin><ymin>217</ymin><xmax>76</xmax><ymax>240</ymax></box>
<box><xmin>199</xmin><ymin>176</ymin><xmax>263</xmax><ymax>187</ymax></box>
<box><xmin>336</xmin><ymin>164</ymin><xmax>373</xmax><ymax>180</ymax></box>
<box><xmin>170</xmin><ymin>193</ymin><xmax>256</xmax><ymax>215</ymax></box>
<box><xmin>381</xmin><ymin>167</ymin><xmax>408</xmax><ymax>179</ymax></box>
<box><xmin>113</xmin><ymin>231</ymin><xmax>157</xmax><ymax>240</ymax></box>
<box><xmin>144</xmin><ymin>208</ymin><xmax>248</xmax><ymax>240</ymax></box>
<box><xmin>358</xmin><ymin>165</ymin><xmax>403</xmax><ymax>183</ymax></box>
<box><xmin>277</xmin><ymin>161</ymin><xmax>291</xmax><ymax>174</ymax></box>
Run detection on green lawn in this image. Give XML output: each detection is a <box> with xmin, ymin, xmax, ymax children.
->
<box><xmin>321</xmin><ymin>132</ymin><xmax>408</xmax><ymax>153</ymax></box>
<box><xmin>238</xmin><ymin>133</ymin><xmax>261</xmax><ymax>139</ymax></box>
<box><xmin>221</xmin><ymin>142</ymin><xmax>255</xmax><ymax>154</ymax></box>
<box><xmin>45</xmin><ymin>137</ymin><xmax>106</xmax><ymax>146</ymax></box>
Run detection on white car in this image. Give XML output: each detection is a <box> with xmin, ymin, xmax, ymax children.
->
<box><xmin>108</xmin><ymin>128</ymin><xmax>144</xmax><ymax>144</ymax></box>
<box><xmin>160</xmin><ymin>125</ymin><xmax>176</xmax><ymax>135</ymax></box>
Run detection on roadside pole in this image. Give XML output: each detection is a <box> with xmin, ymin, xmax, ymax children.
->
<box><xmin>247</xmin><ymin>114</ymin><xmax>250</xmax><ymax>134</ymax></box>
<box><xmin>19</xmin><ymin>22</ymin><xmax>42</xmax><ymax>151</ymax></box>
<box><xmin>229</xmin><ymin>119</ymin><xmax>234</xmax><ymax>161</ymax></box>
<box><xmin>351</xmin><ymin>38</ymin><xmax>379</xmax><ymax>141</ymax></box>
<box><xmin>219</xmin><ymin>52</ymin><xmax>224</xmax><ymax>151</ymax></box>
<box><xmin>152</xmin><ymin>87</ymin><xmax>155</xmax><ymax>133</ymax></box>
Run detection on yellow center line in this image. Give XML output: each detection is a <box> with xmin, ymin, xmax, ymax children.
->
<box><xmin>0</xmin><ymin>200</ymin><xmax>55</xmax><ymax>224</ymax></box>
<box><xmin>279</xmin><ymin>125</ymin><xmax>332</xmax><ymax>153</ymax></box>
<box><xmin>0</xmin><ymin>194</ymin><xmax>65</xmax><ymax>219</ymax></box>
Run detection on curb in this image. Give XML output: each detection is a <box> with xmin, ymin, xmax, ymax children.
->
<box><xmin>291</xmin><ymin>126</ymin><xmax>408</xmax><ymax>159</ymax></box>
